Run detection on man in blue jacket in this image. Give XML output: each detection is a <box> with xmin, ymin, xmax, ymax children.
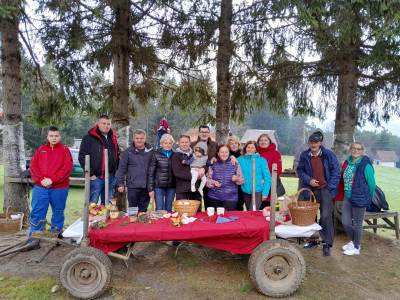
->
<box><xmin>296</xmin><ymin>131</ymin><xmax>340</xmax><ymax>256</ymax></box>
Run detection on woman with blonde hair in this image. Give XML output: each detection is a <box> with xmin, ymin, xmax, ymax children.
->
<box><xmin>336</xmin><ymin>142</ymin><xmax>375</xmax><ymax>256</ymax></box>
<box><xmin>226</xmin><ymin>135</ymin><xmax>241</xmax><ymax>158</ymax></box>
<box><xmin>148</xmin><ymin>134</ymin><xmax>176</xmax><ymax>211</ymax></box>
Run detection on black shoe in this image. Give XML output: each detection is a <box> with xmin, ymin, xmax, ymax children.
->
<box><xmin>322</xmin><ymin>244</ymin><xmax>331</xmax><ymax>256</ymax></box>
<box><xmin>303</xmin><ymin>240</ymin><xmax>319</xmax><ymax>249</ymax></box>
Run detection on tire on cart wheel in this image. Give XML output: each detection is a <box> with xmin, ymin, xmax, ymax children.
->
<box><xmin>59</xmin><ymin>247</ymin><xmax>112</xmax><ymax>300</ymax></box>
<box><xmin>249</xmin><ymin>239</ymin><xmax>306</xmax><ymax>298</ymax></box>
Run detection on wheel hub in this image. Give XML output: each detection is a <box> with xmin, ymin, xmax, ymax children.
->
<box><xmin>264</xmin><ymin>255</ymin><xmax>290</xmax><ymax>280</ymax></box>
<box><xmin>72</xmin><ymin>262</ymin><xmax>99</xmax><ymax>286</ymax></box>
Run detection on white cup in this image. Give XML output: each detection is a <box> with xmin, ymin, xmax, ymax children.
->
<box><xmin>207</xmin><ymin>207</ymin><xmax>215</xmax><ymax>216</ymax></box>
<box><xmin>216</xmin><ymin>207</ymin><xmax>225</xmax><ymax>216</ymax></box>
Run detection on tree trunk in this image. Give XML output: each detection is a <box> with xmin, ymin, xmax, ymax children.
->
<box><xmin>0</xmin><ymin>1</ymin><xmax>29</xmax><ymax>216</ymax></box>
<box><xmin>110</xmin><ymin>0</ymin><xmax>131</xmax><ymax>151</ymax></box>
<box><xmin>333</xmin><ymin>55</ymin><xmax>360</xmax><ymax>163</ymax></box>
<box><xmin>215</xmin><ymin>0</ymin><xmax>233</xmax><ymax>144</ymax></box>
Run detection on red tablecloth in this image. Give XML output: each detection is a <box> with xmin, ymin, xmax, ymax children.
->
<box><xmin>89</xmin><ymin>211</ymin><xmax>270</xmax><ymax>254</ymax></box>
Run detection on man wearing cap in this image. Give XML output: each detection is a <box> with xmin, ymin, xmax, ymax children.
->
<box><xmin>296</xmin><ymin>131</ymin><xmax>340</xmax><ymax>256</ymax></box>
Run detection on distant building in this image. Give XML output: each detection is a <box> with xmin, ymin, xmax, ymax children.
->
<box><xmin>240</xmin><ymin>129</ymin><xmax>278</xmax><ymax>148</ymax></box>
<box><xmin>374</xmin><ymin>150</ymin><xmax>399</xmax><ymax>168</ymax></box>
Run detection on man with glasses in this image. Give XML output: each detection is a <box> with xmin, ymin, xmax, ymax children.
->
<box><xmin>296</xmin><ymin>131</ymin><xmax>340</xmax><ymax>256</ymax></box>
<box><xmin>191</xmin><ymin>125</ymin><xmax>218</xmax><ymax>208</ymax></box>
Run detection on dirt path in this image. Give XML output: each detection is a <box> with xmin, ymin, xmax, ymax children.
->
<box><xmin>0</xmin><ymin>232</ymin><xmax>399</xmax><ymax>300</ymax></box>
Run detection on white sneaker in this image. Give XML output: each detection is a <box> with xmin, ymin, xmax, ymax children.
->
<box><xmin>191</xmin><ymin>185</ymin><xmax>196</xmax><ymax>192</ymax></box>
<box><xmin>342</xmin><ymin>241</ymin><xmax>354</xmax><ymax>251</ymax></box>
<box><xmin>343</xmin><ymin>247</ymin><xmax>360</xmax><ymax>256</ymax></box>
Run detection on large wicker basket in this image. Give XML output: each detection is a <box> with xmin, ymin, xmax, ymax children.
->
<box><xmin>288</xmin><ymin>188</ymin><xmax>320</xmax><ymax>226</ymax></box>
<box><xmin>0</xmin><ymin>207</ymin><xmax>24</xmax><ymax>233</ymax></box>
<box><xmin>173</xmin><ymin>200</ymin><xmax>200</xmax><ymax>217</ymax></box>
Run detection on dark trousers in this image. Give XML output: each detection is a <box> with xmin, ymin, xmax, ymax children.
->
<box><xmin>259</xmin><ymin>201</ymin><xmax>270</xmax><ymax>210</ymax></box>
<box><xmin>203</xmin><ymin>186</ymin><xmax>210</xmax><ymax>209</ymax></box>
<box><xmin>128</xmin><ymin>188</ymin><xmax>150</xmax><ymax>212</ymax></box>
<box><xmin>208</xmin><ymin>198</ymin><xmax>237</xmax><ymax>211</ymax></box>
<box><xmin>243</xmin><ymin>192</ymin><xmax>262</xmax><ymax>211</ymax></box>
<box><xmin>175</xmin><ymin>192</ymin><xmax>201</xmax><ymax>201</ymax></box>
<box><xmin>236</xmin><ymin>188</ymin><xmax>245</xmax><ymax>211</ymax></box>
<box><xmin>313</xmin><ymin>187</ymin><xmax>334</xmax><ymax>246</ymax></box>
<box><xmin>342</xmin><ymin>197</ymin><xmax>366</xmax><ymax>249</ymax></box>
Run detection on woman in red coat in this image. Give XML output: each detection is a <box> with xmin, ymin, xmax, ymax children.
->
<box><xmin>257</xmin><ymin>133</ymin><xmax>282</xmax><ymax>208</ymax></box>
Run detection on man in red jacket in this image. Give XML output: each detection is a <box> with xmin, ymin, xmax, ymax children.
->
<box><xmin>29</xmin><ymin>127</ymin><xmax>73</xmax><ymax>234</ymax></box>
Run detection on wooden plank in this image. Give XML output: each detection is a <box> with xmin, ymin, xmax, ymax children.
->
<box><xmin>364</xmin><ymin>211</ymin><xmax>398</xmax><ymax>218</ymax></box>
<box><xmin>363</xmin><ymin>225</ymin><xmax>393</xmax><ymax>230</ymax></box>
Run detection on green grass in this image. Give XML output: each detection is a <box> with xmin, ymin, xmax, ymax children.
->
<box><xmin>0</xmin><ymin>157</ymin><xmax>399</xmax><ymax>227</ymax></box>
<box><xmin>0</xmin><ymin>276</ymin><xmax>70</xmax><ymax>300</ymax></box>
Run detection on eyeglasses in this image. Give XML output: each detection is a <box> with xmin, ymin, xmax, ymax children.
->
<box><xmin>351</xmin><ymin>147</ymin><xmax>363</xmax><ymax>151</ymax></box>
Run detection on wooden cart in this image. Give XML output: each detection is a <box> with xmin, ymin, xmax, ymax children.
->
<box><xmin>59</xmin><ymin>154</ymin><xmax>306</xmax><ymax>299</ymax></box>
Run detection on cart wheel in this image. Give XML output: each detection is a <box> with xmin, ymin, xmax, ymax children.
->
<box><xmin>249</xmin><ymin>239</ymin><xmax>305</xmax><ymax>298</ymax></box>
<box><xmin>59</xmin><ymin>247</ymin><xmax>112</xmax><ymax>300</ymax></box>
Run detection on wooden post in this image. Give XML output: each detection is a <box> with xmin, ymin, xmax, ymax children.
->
<box><xmin>81</xmin><ymin>155</ymin><xmax>90</xmax><ymax>247</ymax></box>
<box><xmin>252</xmin><ymin>158</ymin><xmax>256</xmax><ymax>211</ymax></box>
<box><xmin>269</xmin><ymin>163</ymin><xmax>278</xmax><ymax>239</ymax></box>
<box><xmin>104</xmin><ymin>149</ymin><xmax>109</xmax><ymax>204</ymax></box>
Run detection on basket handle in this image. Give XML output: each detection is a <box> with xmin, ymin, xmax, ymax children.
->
<box><xmin>292</xmin><ymin>188</ymin><xmax>317</xmax><ymax>207</ymax></box>
<box><xmin>5</xmin><ymin>206</ymin><xmax>12</xmax><ymax>220</ymax></box>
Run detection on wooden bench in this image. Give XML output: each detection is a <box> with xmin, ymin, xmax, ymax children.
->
<box><xmin>363</xmin><ymin>211</ymin><xmax>399</xmax><ymax>239</ymax></box>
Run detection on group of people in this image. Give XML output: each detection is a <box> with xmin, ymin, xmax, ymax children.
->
<box><xmin>296</xmin><ymin>131</ymin><xmax>376</xmax><ymax>257</ymax></box>
<box><xmin>28</xmin><ymin>115</ymin><xmax>376</xmax><ymax>258</ymax></box>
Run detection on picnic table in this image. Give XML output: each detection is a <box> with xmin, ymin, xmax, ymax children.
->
<box><xmin>89</xmin><ymin>211</ymin><xmax>270</xmax><ymax>254</ymax></box>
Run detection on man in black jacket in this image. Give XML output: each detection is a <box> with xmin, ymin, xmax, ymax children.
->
<box><xmin>116</xmin><ymin>129</ymin><xmax>154</xmax><ymax>212</ymax></box>
<box><xmin>79</xmin><ymin>115</ymin><xmax>119</xmax><ymax>205</ymax></box>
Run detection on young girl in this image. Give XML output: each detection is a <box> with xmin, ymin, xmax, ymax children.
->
<box><xmin>183</xmin><ymin>142</ymin><xmax>208</xmax><ymax>196</ymax></box>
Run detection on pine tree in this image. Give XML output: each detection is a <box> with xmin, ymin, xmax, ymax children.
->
<box><xmin>0</xmin><ymin>0</ymin><xmax>29</xmax><ymax>215</ymax></box>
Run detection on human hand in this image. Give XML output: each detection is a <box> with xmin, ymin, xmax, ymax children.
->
<box><xmin>210</xmin><ymin>157</ymin><xmax>217</xmax><ymax>164</ymax></box>
<box><xmin>310</xmin><ymin>179</ymin><xmax>319</xmax><ymax>187</ymax></box>
<box><xmin>117</xmin><ymin>186</ymin><xmax>125</xmax><ymax>193</ymax></box>
<box><xmin>90</xmin><ymin>175</ymin><xmax>97</xmax><ymax>180</ymax></box>
<box><xmin>232</xmin><ymin>175</ymin><xmax>238</xmax><ymax>182</ymax></box>
<box><xmin>230</xmin><ymin>156</ymin><xmax>237</xmax><ymax>165</ymax></box>
<box><xmin>41</xmin><ymin>178</ymin><xmax>52</xmax><ymax>187</ymax></box>
<box><xmin>214</xmin><ymin>181</ymin><xmax>222</xmax><ymax>188</ymax></box>
<box><xmin>149</xmin><ymin>191</ymin><xmax>155</xmax><ymax>199</ymax></box>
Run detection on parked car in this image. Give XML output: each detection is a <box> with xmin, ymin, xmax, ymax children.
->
<box><xmin>69</xmin><ymin>148</ymin><xmax>84</xmax><ymax>178</ymax></box>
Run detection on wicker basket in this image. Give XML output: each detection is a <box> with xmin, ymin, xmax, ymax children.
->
<box><xmin>288</xmin><ymin>188</ymin><xmax>320</xmax><ymax>226</ymax></box>
<box><xmin>0</xmin><ymin>207</ymin><xmax>24</xmax><ymax>233</ymax></box>
<box><xmin>173</xmin><ymin>200</ymin><xmax>200</xmax><ymax>217</ymax></box>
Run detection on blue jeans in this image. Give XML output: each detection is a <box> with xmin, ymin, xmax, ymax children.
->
<box><xmin>154</xmin><ymin>187</ymin><xmax>176</xmax><ymax>211</ymax></box>
<box><xmin>90</xmin><ymin>175</ymin><xmax>116</xmax><ymax>205</ymax></box>
<box><xmin>30</xmin><ymin>186</ymin><xmax>69</xmax><ymax>233</ymax></box>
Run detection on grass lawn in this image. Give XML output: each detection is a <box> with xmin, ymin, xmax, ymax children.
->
<box><xmin>0</xmin><ymin>156</ymin><xmax>399</xmax><ymax>227</ymax></box>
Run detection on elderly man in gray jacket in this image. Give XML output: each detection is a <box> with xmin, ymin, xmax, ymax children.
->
<box><xmin>116</xmin><ymin>129</ymin><xmax>153</xmax><ymax>212</ymax></box>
